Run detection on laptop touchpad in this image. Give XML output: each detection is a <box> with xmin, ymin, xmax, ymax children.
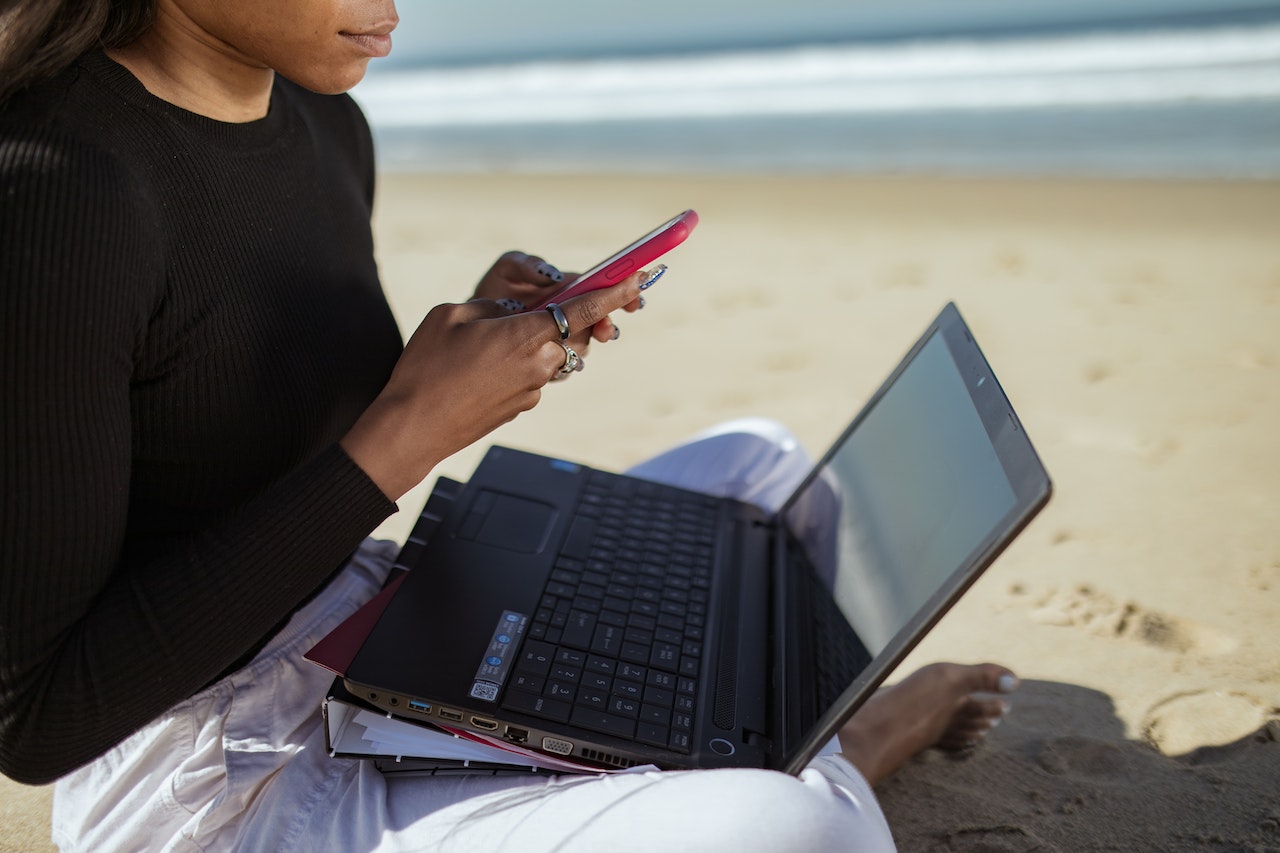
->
<box><xmin>456</xmin><ymin>489</ymin><xmax>555</xmax><ymax>553</ymax></box>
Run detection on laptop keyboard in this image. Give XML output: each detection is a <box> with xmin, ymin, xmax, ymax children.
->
<box><xmin>501</xmin><ymin>470</ymin><xmax>719</xmax><ymax>754</ymax></box>
<box><xmin>798</xmin><ymin>552</ymin><xmax>873</xmax><ymax>713</ymax></box>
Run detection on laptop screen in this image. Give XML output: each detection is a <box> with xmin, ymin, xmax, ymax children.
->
<box><xmin>772</xmin><ymin>307</ymin><xmax>1051</xmax><ymax>775</ymax></box>
<box><xmin>782</xmin><ymin>329</ymin><xmax>1018</xmax><ymax>660</ymax></box>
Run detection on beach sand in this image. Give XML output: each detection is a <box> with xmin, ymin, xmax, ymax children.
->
<box><xmin>4</xmin><ymin>173</ymin><xmax>1277</xmax><ymax>851</ymax></box>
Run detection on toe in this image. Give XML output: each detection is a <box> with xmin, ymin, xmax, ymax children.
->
<box><xmin>964</xmin><ymin>663</ymin><xmax>1019</xmax><ymax>695</ymax></box>
<box><xmin>958</xmin><ymin>695</ymin><xmax>1010</xmax><ymax>722</ymax></box>
<box><xmin>937</xmin><ymin>696</ymin><xmax>1008</xmax><ymax>751</ymax></box>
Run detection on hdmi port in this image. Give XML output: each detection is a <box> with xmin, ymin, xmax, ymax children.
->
<box><xmin>438</xmin><ymin>708</ymin><xmax>463</xmax><ymax>722</ymax></box>
<box><xmin>470</xmin><ymin>716</ymin><xmax>498</xmax><ymax>731</ymax></box>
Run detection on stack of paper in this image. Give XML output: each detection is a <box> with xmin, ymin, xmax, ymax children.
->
<box><xmin>307</xmin><ymin>566</ymin><xmax>644</xmax><ymax>775</ymax></box>
<box><xmin>323</xmin><ymin>683</ymin><xmax>648</xmax><ymax>774</ymax></box>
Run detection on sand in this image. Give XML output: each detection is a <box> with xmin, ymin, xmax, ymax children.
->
<box><xmin>4</xmin><ymin>173</ymin><xmax>1277</xmax><ymax>851</ymax></box>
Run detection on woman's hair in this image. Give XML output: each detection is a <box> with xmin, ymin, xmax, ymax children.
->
<box><xmin>0</xmin><ymin>0</ymin><xmax>154</xmax><ymax>104</ymax></box>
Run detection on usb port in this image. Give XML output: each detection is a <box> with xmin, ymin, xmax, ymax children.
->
<box><xmin>503</xmin><ymin>726</ymin><xmax>529</xmax><ymax>745</ymax></box>
<box><xmin>438</xmin><ymin>708</ymin><xmax>463</xmax><ymax>723</ymax></box>
<box><xmin>470</xmin><ymin>716</ymin><xmax>498</xmax><ymax>731</ymax></box>
<box><xmin>406</xmin><ymin>700</ymin><xmax>431</xmax><ymax>715</ymax></box>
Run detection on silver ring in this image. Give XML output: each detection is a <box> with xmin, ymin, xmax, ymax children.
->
<box><xmin>545</xmin><ymin>303</ymin><xmax>570</xmax><ymax>340</ymax></box>
<box><xmin>557</xmin><ymin>341</ymin><xmax>580</xmax><ymax>375</ymax></box>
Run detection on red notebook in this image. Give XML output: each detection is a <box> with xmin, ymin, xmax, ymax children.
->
<box><xmin>305</xmin><ymin>571</ymin><xmax>406</xmax><ymax>676</ymax></box>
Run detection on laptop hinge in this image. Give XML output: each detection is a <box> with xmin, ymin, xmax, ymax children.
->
<box><xmin>720</xmin><ymin>517</ymin><xmax>770</xmax><ymax>741</ymax></box>
<box><xmin>766</xmin><ymin>517</ymin><xmax>793</xmax><ymax>768</ymax></box>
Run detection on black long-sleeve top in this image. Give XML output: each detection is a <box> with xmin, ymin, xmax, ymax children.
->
<box><xmin>0</xmin><ymin>51</ymin><xmax>405</xmax><ymax>784</ymax></box>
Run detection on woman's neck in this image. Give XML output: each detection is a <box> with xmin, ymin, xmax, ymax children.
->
<box><xmin>107</xmin><ymin>4</ymin><xmax>273</xmax><ymax>123</ymax></box>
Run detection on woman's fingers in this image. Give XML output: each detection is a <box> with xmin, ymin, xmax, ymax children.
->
<box><xmin>472</xmin><ymin>251</ymin><xmax>567</xmax><ymax>302</ymax></box>
<box><xmin>538</xmin><ymin>270</ymin><xmax>646</xmax><ymax>356</ymax></box>
<box><xmin>522</xmin><ymin>253</ymin><xmax>566</xmax><ymax>284</ymax></box>
<box><xmin>591</xmin><ymin>317</ymin><xmax>621</xmax><ymax>344</ymax></box>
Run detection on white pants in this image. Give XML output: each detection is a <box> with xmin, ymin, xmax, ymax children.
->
<box><xmin>52</xmin><ymin>419</ymin><xmax>896</xmax><ymax>852</ymax></box>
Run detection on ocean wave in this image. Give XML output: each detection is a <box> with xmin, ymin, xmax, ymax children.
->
<box><xmin>353</xmin><ymin>24</ymin><xmax>1280</xmax><ymax>127</ymax></box>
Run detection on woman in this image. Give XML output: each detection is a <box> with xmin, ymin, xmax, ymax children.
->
<box><xmin>0</xmin><ymin>1</ymin><xmax>1016</xmax><ymax>850</ymax></box>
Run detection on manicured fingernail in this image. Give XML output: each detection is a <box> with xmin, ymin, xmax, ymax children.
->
<box><xmin>610</xmin><ymin>324</ymin><xmax>621</xmax><ymax>341</ymax></box>
<box><xmin>537</xmin><ymin>263</ymin><xmax>564</xmax><ymax>282</ymax></box>
<box><xmin>638</xmin><ymin>295</ymin><xmax>646</xmax><ymax>310</ymax></box>
<box><xmin>639</xmin><ymin>264</ymin><xmax>667</xmax><ymax>291</ymax></box>
<box><xmin>496</xmin><ymin>297</ymin><xmax>525</xmax><ymax>313</ymax></box>
<box><xmin>998</xmin><ymin>674</ymin><xmax>1018</xmax><ymax>694</ymax></box>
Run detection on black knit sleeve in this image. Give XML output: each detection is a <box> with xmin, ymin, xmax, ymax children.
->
<box><xmin>0</xmin><ymin>130</ymin><xmax>397</xmax><ymax>784</ymax></box>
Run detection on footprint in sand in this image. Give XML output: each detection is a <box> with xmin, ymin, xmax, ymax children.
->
<box><xmin>1113</xmin><ymin>267</ymin><xmax>1164</xmax><ymax>306</ymax></box>
<box><xmin>1247</xmin><ymin>560</ymin><xmax>1278</xmax><ymax>592</ymax></box>
<box><xmin>944</xmin><ymin>824</ymin><xmax>1056</xmax><ymax>852</ymax></box>
<box><xmin>1082</xmin><ymin>361</ymin><xmax>1115</xmax><ymax>384</ymax></box>
<box><xmin>1034</xmin><ymin>735</ymin><xmax>1131</xmax><ymax>778</ymax></box>
<box><xmin>1142</xmin><ymin>690</ymin><xmax>1279</xmax><ymax>756</ymax></box>
<box><xmin>991</xmin><ymin>249</ymin><xmax>1026</xmax><ymax>276</ymax></box>
<box><xmin>1021</xmin><ymin>585</ymin><xmax>1236</xmax><ymax>656</ymax></box>
<box><xmin>760</xmin><ymin>348</ymin><xmax>810</xmax><ymax>374</ymax></box>
<box><xmin>1228</xmin><ymin>348</ymin><xmax>1271</xmax><ymax>370</ymax></box>
<box><xmin>881</xmin><ymin>263</ymin><xmax>926</xmax><ymax>290</ymax></box>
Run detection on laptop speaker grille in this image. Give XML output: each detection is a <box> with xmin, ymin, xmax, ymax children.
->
<box><xmin>713</xmin><ymin>633</ymin><xmax>738</xmax><ymax>730</ymax></box>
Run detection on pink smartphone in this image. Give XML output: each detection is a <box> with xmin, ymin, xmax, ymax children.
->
<box><xmin>527</xmin><ymin>209</ymin><xmax>699</xmax><ymax>311</ymax></box>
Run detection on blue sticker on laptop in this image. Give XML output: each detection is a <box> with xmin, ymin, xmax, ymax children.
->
<box><xmin>470</xmin><ymin>610</ymin><xmax>528</xmax><ymax>702</ymax></box>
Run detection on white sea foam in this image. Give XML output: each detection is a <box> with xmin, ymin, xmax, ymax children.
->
<box><xmin>353</xmin><ymin>24</ymin><xmax>1280</xmax><ymax>127</ymax></box>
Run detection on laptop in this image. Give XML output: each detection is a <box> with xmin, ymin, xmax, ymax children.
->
<box><xmin>344</xmin><ymin>302</ymin><xmax>1051</xmax><ymax>775</ymax></box>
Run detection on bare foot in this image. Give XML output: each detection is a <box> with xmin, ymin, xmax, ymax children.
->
<box><xmin>838</xmin><ymin>662</ymin><xmax>1018</xmax><ymax>785</ymax></box>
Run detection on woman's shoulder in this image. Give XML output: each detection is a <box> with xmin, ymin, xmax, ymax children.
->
<box><xmin>1</xmin><ymin>115</ymin><xmax>160</xmax><ymax>246</ymax></box>
<box><xmin>273</xmin><ymin>78</ymin><xmax>376</xmax><ymax>198</ymax></box>
<box><xmin>1</xmin><ymin>59</ymin><xmax>166</xmax><ymax>304</ymax></box>
<box><xmin>0</xmin><ymin>51</ymin><xmax>81</xmax><ymax>124</ymax></box>
<box><xmin>1</xmin><ymin>55</ymin><xmax>157</xmax><ymax>198</ymax></box>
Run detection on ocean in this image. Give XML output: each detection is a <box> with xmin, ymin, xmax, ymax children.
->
<box><xmin>352</xmin><ymin>3</ymin><xmax>1280</xmax><ymax>178</ymax></box>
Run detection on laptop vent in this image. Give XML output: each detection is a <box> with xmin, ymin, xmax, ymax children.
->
<box><xmin>581</xmin><ymin>748</ymin><xmax>637</xmax><ymax>769</ymax></box>
<box><xmin>713</xmin><ymin>637</ymin><xmax>738</xmax><ymax>731</ymax></box>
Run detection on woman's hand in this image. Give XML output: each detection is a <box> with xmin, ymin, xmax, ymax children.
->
<box><xmin>341</xmin><ymin>272</ymin><xmax>646</xmax><ymax>501</ymax></box>
<box><xmin>472</xmin><ymin>251</ymin><xmax>643</xmax><ymax>344</ymax></box>
<box><xmin>471</xmin><ymin>250</ymin><xmax>568</xmax><ymax>305</ymax></box>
